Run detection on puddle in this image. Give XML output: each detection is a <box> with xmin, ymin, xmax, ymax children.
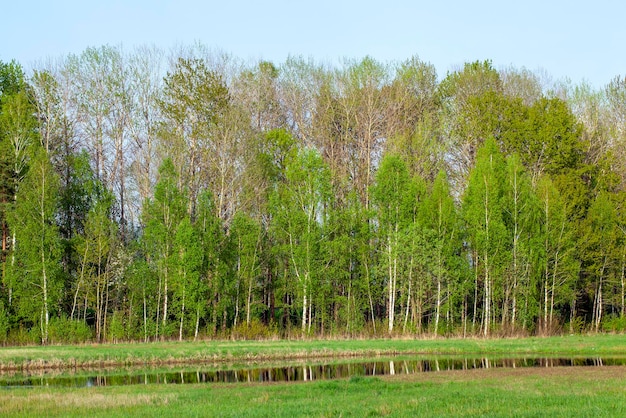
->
<box><xmin>1</xmin><ymin>356</ymin><xmax>624</xmax><ymax>388</ymax></box>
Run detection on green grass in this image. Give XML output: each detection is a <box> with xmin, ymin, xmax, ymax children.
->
<box><xmin>1</xmin><ymin>335</ymin><xmax>625</xmax><ymax>416</ymax></box>
<box><xmin>1</xmin><ymin>334</ymin><xmax>625</xmax><ymax>371</ymax></box>
<box><xmin>1</xmin><ymin>366</ymin><xmax>625</xmax><ymax>417</ymax></box>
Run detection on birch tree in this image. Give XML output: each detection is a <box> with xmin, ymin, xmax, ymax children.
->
<box><xmin>371</xmin><ymin>155</ymin><xmax>416</xmax><ymax>334</ymax></box>
<box><xmin>462</xmin><ymin>138</ymin><xmax>509</xmax><ymax>336</ymax></box>
<box><xmin>127</xmin><ymin>46</ymin><xmax>164</xmax><ymax>209</ymax></box>
<box><xmin>536</xmin><ymin>176</ymin><xmax>579</xmax><ymax>333</ymax></box>
<box><xmin>331</xmin><ymin>57</ymin><xmax>389</xmax><ymax>208</ymax></box>
<box><xmin>502</xmin><ymin>154</ymin><xmax>541</xmax><ymax>331</ymax></box>
<box><xmin>581</xmin><ymin>192</ymin><xmax>619</xmax><ymax>332</ymax></box>
<box><xmin>142</xmin><ymin>159</ymin><xmax>187</xmax><ymax>338</ymax></box>
<box><xmin>7</xmin><ymin>150</ymin><xmax>61</xmax><ymax>344</ymax></box>
<box><xmin>173</xmin><ymin>217</ymin><xmax>203</xmax><ymax>340</ymax></box>
<box><xmin>0</xmin><ymin>62</ymin><xmax>38</xmax><ymax>308</ymax></box>
<box><xmin>194</xmin><ymin>190</ymin><xmax>226</xmax><ymax>336</ymax></box>
<box><xmin>418</xmin><ymin>170</ymin><xmax>463</xmax><ymax>335</ymax></box>
<box><xmin>158</xmin><ymin>57</ymin><xmax>229</xmax><ymax>217</ymax></box>
<box><xmin>75</xmin><ymin>192</ymin><xmax>117</xmax><ymax>341</ymax></box>
<box><xmin>271</xmin><ymin>148</ymin><xmax>330</xmax><ymax>334</ymax></box>
<box><xmin>230</xmin><ymin>212</ymin><xmax>262</xmax><ymax>327</ymax></box>
<box><xmin>605</xmin><ymin>76</ymin><xmax>626</xmax><ymax>188</ymax></box>
<box><xmin>438</xmin><ymin>60</ymin><xmax>502</xmax><ymax>193</ymax></box>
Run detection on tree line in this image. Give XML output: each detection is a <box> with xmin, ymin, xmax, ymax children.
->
<box><xmin>1</xmin><ymin>44</ymin><xmax>626</xmax><ymax>344</ymax></box>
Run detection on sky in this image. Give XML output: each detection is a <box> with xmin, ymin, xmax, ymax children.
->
<box><xmin>2</xmin><ymin>0</ymin><xmax>624</xmax><ymax>88</ymax></box>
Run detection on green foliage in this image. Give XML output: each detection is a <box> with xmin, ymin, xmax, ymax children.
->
<box><xmin>438</xmin><ymin>61</ymin><xmax>504</xmax><ymax>189</ymax></box>
<box><xmin>123</xmin><ymin>256</ymin><xmax>157</xmax><ymax>341</ymax></box>
<box><xmin>172</xmin><ymin>216</ymin><xmax>203</xmax><ymax>339</ymax></box>
<box><xmin>419</xmin><ymin>170</ymin><xmax>466</xmax><ymax>332</ymax></box>
<box><xmin>158</xmin><ymin>57</ymin><xmax>230</xmax><ymax>215</ymax></box>
<box><xmin>0</xmin><ymin>60</ymin><xmax>27</xmax><ymax>97</ymax></box>
<box><xmin>230</xmin><ymin>212</ymin><xmax>262</xmax><ymax>327</ymax></box>
<box><xmin>601</xmin><ymin>314</ymin><xmax>626</xmax><ymax>332</ymax></box>
<box><xmin>108</xmin><ymin>310</ymin><xmax>126</xmax><ymax>342</ymax></box>
<box><xmin>0</xmin><ymin>300</ymin><xmax>9</xmax><ymax>344</ymax></box>
<box><xmin>501</xmin><ymin>154</ymin><xmax>543</xmax><ymax>330</ymax></box>
<box><xmin>230</xmin><ymin>319</ymin><xmax>277</xmax><ymax>340</ymax></box>
<box><xmin>58</xmin><ymin>151</ymin><xmax>105</xmax><ymax>238</ymax></box>
<box><xmin>463</xmin><ymin>138</ymin><xmax>509</xmax><ymax>258</ymax></box>
<box><xmin>143</xmin><ymin>159</ymin><xmax>187</xmax><ymax>259</ymax></box>
<box><xmin>371</xmin><ymin>154</ymin><xmax>416</xmax><ymax>231</ymax></box>
<box><xmin>582</xmin><ymin>191</ymin><xmax>619</xmax><ymax>279</ymax></box>
<box><xmin>194</xmin><ymin>189</ymin><xmax>227</xmax><ymax>334</ymax></box>
<box><xmin>70</xmin><ymin>182</ymin><xmax>118</xmax><ymax>343</ymax></box>
<box><xmin>419</xmin><ymin>170</ymin><xmax>460</xmax><ymax>244</ymax></box>
<box><xmin>2</xmin><ymin>51</ymin><xmax>626</xmax><ymax>343</ymax></box>
<box><xmin>526</xmin><ymin>97</ymin><xmax>585</xmax><ymax>175</ymax></box>
<box><xmin>160</xmin><ymin>57</ymin><xmax>229</xmax><ymax>126</ymax></box>
<box><xmin>7</xmin><ymin>149</ymin><xmax>62</xmax><ymax>343</ymax></box>
<box><xmin>463</xmin><ymin>138</ymin><xmax>510</xmax><ymax>335</ymax></box>
<box><xmin>0</xmin><ymin>84</ymin><xmax>39</xmax><ymax>226</ymax></box>
<box><xmin>47</xmin><ymin>317</ymin><xmax>93</xmax><ymax>344</ymax></box>
<box><xmin>536</xmin><ymin>175</ymin><xmax>580</xmax><ymax>330</ymax></box>
<box><xmin>580</xmin><ymin>191</ymin><xmax>622</xmax><ymax>330</ymax></box>
<box><xmin>271</xmin><ymin>147</ymin><xmax>331</xmax><ymax>333</ymax></box>
<box><xmin>371</xmin><ymin>155</ymin><xmax>426</xmax><ymax>333</ymax></box>
<box><xmin>345</xmin><ymin>56</ymin><xmax>388</xmax><ymax>91</ymax></box>
<box><xmin>438</xmin><ymin>60</ymin><xmax>502</xmax><ymax>103</ymax></box>
<box><xmin>256</xmin><ymin>128</ymin><xmax>297</xmax><ymax>185</ymax></box>
<box><xmin>142</xmin><ymin>158</ymin><xmax>188</xmax><ymax>338</ymax></box>
<box><xmin>458</xmin><ymin>91</ymin><xmax>527</xmax><ymax>153</ymax></box>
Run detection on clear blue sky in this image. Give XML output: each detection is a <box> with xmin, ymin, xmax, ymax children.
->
<box><xmin>2</xmin><ymin>0</ymin><xmax>624</xmax><ymax>88</ymax></box>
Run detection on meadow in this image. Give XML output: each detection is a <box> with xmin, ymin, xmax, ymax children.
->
<box><xmin>0</xmin><ymin>366</ymin><xmax>625</xmax><ymax>417</ymax></box>
<box><xmin>1</xmin><ymin>335</ymin><xmax>625</xmax><ymax>416</ymax></box>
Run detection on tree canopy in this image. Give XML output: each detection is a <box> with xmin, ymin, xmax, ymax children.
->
<box><xmin>0</xmin><ymin>49</ymin><xmax>625</xmax><ymax>343</ymax></box>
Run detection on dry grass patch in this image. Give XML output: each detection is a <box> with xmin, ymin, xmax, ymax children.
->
<box><xmin>0</xmin><ymin>391</ymin><xmax>174</xmax><ymax>415</ymax></box>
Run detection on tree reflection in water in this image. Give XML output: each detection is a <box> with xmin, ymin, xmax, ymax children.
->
<box><xmin>1</xmin><ymin>356</ymin><xmax>624</xmax><ymax>388</ymax></box>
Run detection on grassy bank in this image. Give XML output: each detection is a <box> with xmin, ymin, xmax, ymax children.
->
<box><xmin>1</xmin><ymin>366</ymin><xmax>625</xmax><ymax>417</ymax></box>
<box><xmin>1</xmin><ymin>334</ymin><xmax>625</xmax><ymax>371</ymax></box>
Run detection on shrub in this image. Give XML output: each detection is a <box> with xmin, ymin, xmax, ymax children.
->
<box><xmin>6</xmin><ymin>327</ymin><xmax>39</xmax><ymax>345</ymax></box>
<box><xmin>566</xmin><ymin>316</ymin><xmax>585</xmax><ymax>334</ymax></box>
<box><xmin>0</xmin><ymin>301</ymin><xmax>9</xmax><ymax>344</ymax></box>
<box><xmin>601</xmin><ymin>314</ymin><xmax>626</xmax><ymax>333</ymax></box>
<box><xmin>230</xmin><ymin>319</ymin><xmax>278</xmax><ymax>340</ymax></box>
<box><xmin>108</xmin><ymin>311</ymin><xmax>125</xmax><ymax>343</ymax></box>
<box><xmin>48</xmin><ymin>317</ymin><xmax>93</xmax><ymax>344</ymax></box>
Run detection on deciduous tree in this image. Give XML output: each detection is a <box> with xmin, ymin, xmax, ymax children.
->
<box><xmin>7</xmin><ymin>150</ymin><xmax>61</xmax><ymax>344</ymax></box>
<box><xmin>271</xmin><ymin>148</ymin><xmax>330</xmax><ymax>334</ymax></box>
<box><xmin>142</xmin><ymin>159</ymin><xmax>187</xmax><ymax>338</ymax></box>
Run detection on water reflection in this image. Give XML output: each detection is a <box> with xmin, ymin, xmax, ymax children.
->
<box><xmin>1</xmin><ymin>357</ymin><xmax>624</xmax><ymax>388</ymax></box>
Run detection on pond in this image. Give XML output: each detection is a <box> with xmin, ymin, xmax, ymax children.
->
<box><xmin>2</xmin><ymin>356</ymin><xmax>624</xmax><ymax>388</ymax></box>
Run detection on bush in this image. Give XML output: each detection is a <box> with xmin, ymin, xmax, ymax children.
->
<box><xmin>566</xmin><ymin>316</ymin><xmax>585</xmax><ymax>334</ymax></box>
<box><xmin>0</xmin><ymin>301</ymin><xmax>9</xmax><ymax>344</ymax></box>
<box><xmin>48</xmin><ymin>317</ymin><xmax>93</xmax><ymax>344</ymax></box>
<box><xmin>108</xmin><ymin>311</ymin><xmax>125</xmax><ymax>343</ymax></box>
<box><xmin>6</xmin><ymin>327</ymin><xmax>39</xmax><ymax>345</ymax></box>
<box><xmin>230</xmin><ymin>319</ymin><xmax>278</xmax><ymax>340</ymax></box>
<box><xmin>601</xmin><ymin>314</ymin><xmax>626</xmax><ymax>333</ymax></box>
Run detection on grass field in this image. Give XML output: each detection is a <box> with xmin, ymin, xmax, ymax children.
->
<box><xmin>0</xmin><ymin>366</ymin><xmax>625</xmax><ymax>417</ymax></box>
<box><xmin>0</xmin><ymin>335</ymin><xmax>625</xmax><ymax>416</ymax></box>
<box><xmin>1</xmin><ymin>334</ymin><xmax>625</xmax><ymax>371</ymax></box>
